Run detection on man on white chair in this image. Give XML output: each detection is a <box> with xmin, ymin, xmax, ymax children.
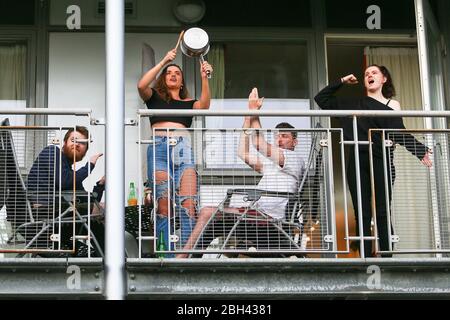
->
<box><xmin>177</xmin><ymin>88</ymin><xmax>305</xmax><ymax>258</ymax></box>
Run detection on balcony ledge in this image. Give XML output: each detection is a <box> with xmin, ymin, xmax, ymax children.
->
<box><xmin>1</xmin><ymin>258</ymin><xmax>449</xmax><ymax>298</ymax></box>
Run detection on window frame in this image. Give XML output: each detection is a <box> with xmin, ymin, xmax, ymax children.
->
<box><xmin>0</xmin><ymin>30</ymin><xmax>37</xmax><ymax>110</ymax></box>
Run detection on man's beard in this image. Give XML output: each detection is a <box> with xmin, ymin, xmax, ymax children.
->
<box><xmin>63</xmin><ymin>145</ymin><xmax>85</xmax><ymax>162</ymax></box>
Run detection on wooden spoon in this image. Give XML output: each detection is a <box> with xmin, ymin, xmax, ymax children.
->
<box><xmin>174</xmin><ymin>30</ymin><xmax>185</xmax><ymax>51</ymax></box>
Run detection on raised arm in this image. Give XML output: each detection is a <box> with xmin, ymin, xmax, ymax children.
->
<box><xmin>137</xmin><ymin>49</ymin><xmax>176</xmax><ymax>101</ymax></box>
<box><xmin>246</xmin><ymin>88</ymin><xmax>287</xmax><ymax>167</ymax></box>
<box><xmin>314</xmin><ymin>74</ymin><xmax>358</xmax><ymax>110</ymax></box>
<box><xmin>238</xmin><ymin>115</ymin><xmax>263</xmax><ymax>173</ymax></box>
<box><xmin>193</xmin><ymin>61</ymin><xmax>213</xmax><ymax>109</ymax></box>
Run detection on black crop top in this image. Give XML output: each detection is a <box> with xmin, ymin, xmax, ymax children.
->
<box><xmin>145</xmin><ymin>92</ymin><xmax>196</xmax><ymax>128</ymax></box>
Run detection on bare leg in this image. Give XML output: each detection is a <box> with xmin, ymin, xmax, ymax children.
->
<box><xmin>155</xmin><ymin>171</ymin><xmax>170</xmax><ymax>216</ymax></box>
<box><xmin>178</xmin><ymin>168</ymin><xmax>197</xmax><ymax>218</ymax></box>
<box><xmin>176</xmin><ymin>206</ymin><xmax>241</xmax><ymax>258</ymax></box>
<box><xmin>175</xmin><ymin>206</ymin><xmax>215</xmax><ymax>258</ymax></box>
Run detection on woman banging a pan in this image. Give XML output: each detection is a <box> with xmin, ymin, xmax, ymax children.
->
<box><xmin>137</xmin><ymin>37</ymin><xmax>213</xmax><ymax>256</ymax></box>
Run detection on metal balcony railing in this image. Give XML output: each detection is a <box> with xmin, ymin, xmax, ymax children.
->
<box><xmin>0</xmin><ymin>110</ymin><xmax>102</xmax><ymax>258</ymax></box>
<box><xmin>1</xmin><ymin>108</ymin><xmax>450</xmax><ymax>261</ymax></box>
<box><xmin>371</xmin><ymin>129</ymin><xmax>450</xmax><ymax>255</ymax></box>
<box><xmin>136</xmin><ymin>127</ymin><xmax>345</xmax><ymax>258</ymax></box>
<box><xmin>135</xmin><ymin>108</ymin><xmax>450</xmax><ymax>259</ymax></box>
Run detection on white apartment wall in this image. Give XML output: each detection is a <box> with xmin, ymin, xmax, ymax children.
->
<box><xmin>48</xmin><ymin>32</ymin><xmax>180</xmax><ymax>201</ymax></box>
<box><xmin>49</xmin><ymin>0</ymin><xmax>181</xmax><ymax>27</ymax></box>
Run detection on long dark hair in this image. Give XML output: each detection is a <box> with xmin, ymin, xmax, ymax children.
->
<box><xmin>367</xmin><ymin>64</ymin><xmax>396</xmax><ymax>99</ymax></box>
<box><xmin>153</xmin><ymin>63</ymin><xmax>190</xmax><ymax>103</ymax></box>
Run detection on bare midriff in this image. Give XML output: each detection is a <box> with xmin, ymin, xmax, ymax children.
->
<box><xmin>151</xmin><ymin>121</ymin><xmax>190</xmax><ymax>137</ymax></box>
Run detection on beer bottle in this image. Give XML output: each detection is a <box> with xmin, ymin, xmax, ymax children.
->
<box><xmin>127</xmin><ymin>182</ymin><xmax>138</xmax><ymax>206</ymax></box>
<box><xmin>157</xmin><ymin>229</ymin><xmax>166</xmax><ymax>258</ymax></box>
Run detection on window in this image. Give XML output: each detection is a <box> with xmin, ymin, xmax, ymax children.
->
<box><xmin>0</xmin><ymin>42</ymin><xmax>28</xmax><ymax>167</ymax></box>
<box><xmin>204</xmin><ymin>42</ymin><xmax>311</xmax><ymax>170</ymax></box>
<box><xmin>0</xmin><ymin>43</ymin><xmax>27</xmax><ymax>101</ymax></box>
<box><xmin>222</xmin><ymin>43</ymin><xmax>309</xmax><ymax>99</ymax></box>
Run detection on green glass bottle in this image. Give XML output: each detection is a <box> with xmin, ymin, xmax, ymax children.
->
<box><xmin>157</xmin><ymin>229</ymin><xmax>166</xmax><ymax>258</ymax></box>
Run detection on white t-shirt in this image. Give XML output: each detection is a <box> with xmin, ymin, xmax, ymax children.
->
<box><xmin>254</xmin><ymin>148</ymin><xmax>305</xmax><ymax>220</ymax></box>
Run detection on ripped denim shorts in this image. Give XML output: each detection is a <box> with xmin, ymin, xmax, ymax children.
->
<box><xmin>147</xmin><ymin>135</ymin><xmax>198</xmax><ymax>255</ymax></box>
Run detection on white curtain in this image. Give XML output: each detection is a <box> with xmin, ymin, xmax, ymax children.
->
<box><xmin>365</xmin><ymin>47</ymin><xmax>433</xmax><ymax>255</ymax></box>
<box><xmin>0</xmin><ymin>44</ymin><xmax>26</xmax><ymax>100</ymax></box>
<box><xmin>365</xmin><ymin>47</ymin><xmax>423</xmax><ymax>129</ymax></box>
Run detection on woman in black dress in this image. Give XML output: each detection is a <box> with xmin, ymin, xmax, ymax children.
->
<box><xmin>315</xmin><ymin>65</ymin><xmax>432</xmax><ymax>257</ymax></box>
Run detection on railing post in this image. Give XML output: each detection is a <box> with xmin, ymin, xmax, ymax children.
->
<box><xmin>339</xmin><ymin>130</ymin><xmax>350</xmax><ymax>253</ymax></box>
<box><xmin>352</xmin><ymin>116</ymin><xmax>365</xmax><ymax>258</ymax></box>
<box><xmin>105</xmin><ymin>0</ymin><xmax>126</xmax><ymax>300</ymax></box>
<box><xmin>380</xmin><ymin>130</ymin><xmax>393</xmax><ymax>253</ymax></box>
<box><xmin>326</xmin><ymin>129</ymin><xmax>338</xmax><ymax>254</ymax></box>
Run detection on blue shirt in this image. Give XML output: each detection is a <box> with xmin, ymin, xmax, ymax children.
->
<box><xmin>27</xmin><ymin>145</ymin><xmax>103</xmax><ymax>203</ymax></box>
